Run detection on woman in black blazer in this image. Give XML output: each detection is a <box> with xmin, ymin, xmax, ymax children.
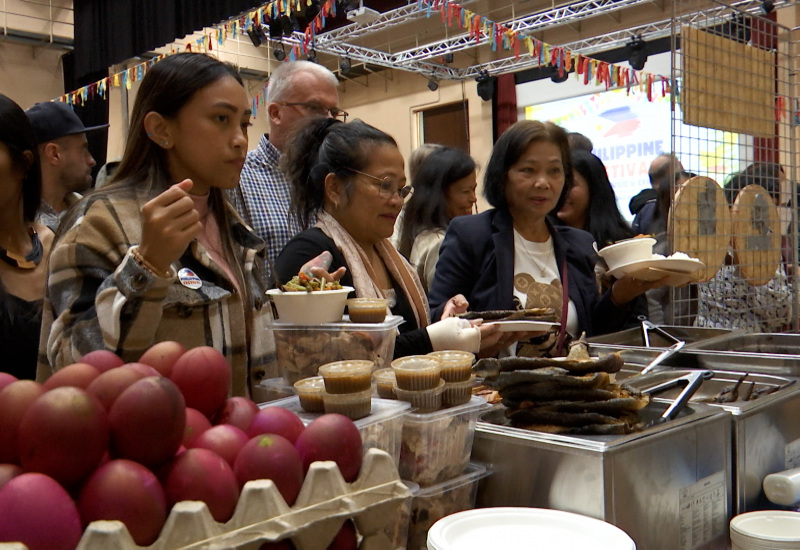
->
<box><xmin>428</xmin><ymin>121</ymin><xmax>653</xmax><ymax>355</ymax></box>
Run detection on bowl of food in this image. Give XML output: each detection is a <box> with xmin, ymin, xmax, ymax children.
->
<box><xmin>597</xmin><ymin>237</ymin><xmax>656</xmax><ymax>272</ymax></box>
<box><xmin>266</xmin><ymin>279</ymin><xmax>354</xmax><ymax>324</ymax></box>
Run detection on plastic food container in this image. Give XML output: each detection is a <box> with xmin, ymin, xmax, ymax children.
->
<box><xmin>373</xmin><ymin>368</ymin><xmax>397</xmax><ymax>399</ymax></box>
<box><xmin>256</xmin><ymin>377</ymin><xmax>296</xmax><ymax>403</ymax></box>
<box><xmin>318</xmin><ymin>360</ymin><xmax>374</xmax><ymax>394</ymax></box>
<box><xmin>442</xmin><ymin>375</ymin><xmax>476</xmax><ymax>407</ymax></box>
<box><xmin>392</xmin><ymin>355</ymin><xmax>442</xmax><ymax>390</ymax></box>
<box><xmin>406</xmin><ymin>462</ymin><xmax>490</xmax><ymax>550</ymax></box>
<box><xmin>393</xmin><ymin>379</ymin><xmax>446</xmax><ymax>413</ymax></box>
<box><xmin>263</xmin><ymin>396</ymin><xmax>412</xmax><ymax>467</ymax></box>
<box><xmin>293</xmin><ymin>376</ymin><xmax>325</xmax><ymax>413</ymax></box>
<box><xmin>322</xmin><ymin>388</ymin><xmax>373</xmax><ymax>420</ymax></box>
<box><xmin>399</xmin><ymin>396</ymin><xmax>488</xmax><ymax>486</ymax></box>
<box><xmin>427</xmin><ymin>350</ymin><xmax>475</xmax><ymax>382</ymax></box>
<box><xmin>266</xmin><ymin>286</ymin><xmax>354</xmax><ymax>324</ymax></box>
<box><xmin>346</xmin><ymin>298</ymin><xmax>388</xmax><ymax>323</ymax></box>
<box><xmin>269</xmin><ymin>315</ymin><xmax>404</xmax><ymax>385</ymax></box>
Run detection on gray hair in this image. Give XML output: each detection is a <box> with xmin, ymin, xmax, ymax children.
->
<box><xmin>266</xmin><ymin>61</ymin><xmax>339</xmax><ymax>104</ymax></box>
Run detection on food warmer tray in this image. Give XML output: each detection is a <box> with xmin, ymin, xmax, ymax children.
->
<box><xmin>674</xmin><ymin>332</ymin><xmax>800</xmax><ymax>376</ymax></box>
<box><xmin>626</xmin><ymin>369</ymin><xmax>800</xmax><ymax>515</ymax></box>
<box><xmin>472</xmin><ymin>402</ymin><xmax>732</xmax><ymax>550</ymax></box>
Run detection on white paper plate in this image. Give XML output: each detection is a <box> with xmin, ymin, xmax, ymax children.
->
<box><xmin>427</xmin><ymin>507</ymin><xmax>636</xmax><ymax>550</ymax></box>
<box><xmin>485</xmin><ymin>320</ymin><xmax>560</xmax><ymax>332</ymax></box>
<box><xmin>608</xmin><ymin>257</ymin><xmax>705</xmax><ymax>280</ymax></box>
<box><xmin>731</xmin><ymin>511</ymin><xmax>800</xmax><ymax>543</ymax></box>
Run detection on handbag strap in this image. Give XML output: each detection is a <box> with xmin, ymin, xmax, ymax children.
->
<box><xmin>555</xmin><ymin>257</ymin><xmax>570</xmax><ymax>355</ymax></box>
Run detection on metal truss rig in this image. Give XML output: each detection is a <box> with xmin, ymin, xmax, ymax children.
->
<box><xmin>278</xmin><ymin>0</ymin><xmax>789</xmax><ymax>81</ymax></box>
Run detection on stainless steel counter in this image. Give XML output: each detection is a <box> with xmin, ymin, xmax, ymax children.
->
<box><xmin>472</xmin><ymin>403</ymin><xmax>732</xmax><ymax>550</ymax></box>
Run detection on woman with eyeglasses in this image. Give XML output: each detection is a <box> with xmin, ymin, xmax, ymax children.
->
<box><xmin>428</xmin><ymin>120</ymin><xmax>652</xmax><ymax>357</ymax></box>
<box><xmin>274</xmin><ymin>117</ymin><xmax>505</xmax><ymax>357</ymax></box>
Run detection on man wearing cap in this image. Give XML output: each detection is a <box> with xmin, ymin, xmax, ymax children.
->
<box><xmin>229</xmin><ymin>60</ymin><xmax>343</xmax><ymax>275</ymax></box>
<box><xmin>26</xmin><ymin>101</ymin><xmax>107</xmax><ymax>232</ymax></box>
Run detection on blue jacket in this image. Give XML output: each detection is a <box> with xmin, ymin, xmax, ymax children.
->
<box><xmin>428</xmin><ymin>209</ymin><xmax>644</xmax><ymax>336</ymax></box>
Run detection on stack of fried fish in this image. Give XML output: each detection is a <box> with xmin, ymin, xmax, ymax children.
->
<box><xmin>474</xmin><ymin>339</ymin><xmax>649</xmax><ymax>435</ymax></box>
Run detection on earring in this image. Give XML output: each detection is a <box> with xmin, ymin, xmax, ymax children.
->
<box><xmin>161</xmin><ymin>140</ymin><xmax>169</xmax><ymax>147</ymax></box>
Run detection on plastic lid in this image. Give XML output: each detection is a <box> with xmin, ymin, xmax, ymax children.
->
<box><xmin>730</xmin><ymin>511</ymin><xmax>800</xmax><ymax>542</ymax></box>
<box><xmin>427</xmin><ymin>507</ymin><xmax>636</xmax><ymax>550</ymax></box>
<box><xmin>404</xmin><ymin>395</ymin><xmax>489</xmax><ymax>422</ymax></box>
<box><xmin>267</xmin><ymin>314</ymin><xmax>404</xmax><ymax>331</ymax></box>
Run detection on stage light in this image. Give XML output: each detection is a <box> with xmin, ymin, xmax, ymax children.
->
<box><xmin>246</xmin><ymin>25</ymin><xmax>267</xmax><ymax>47</ymax></box>
<box><xmin>475</xmin><ymin>70</ymin><xmax>494</xmax><ymax>101</ymax></box>
<box><xmin>443</xmin><ymin>53</ymin><xmax>454</xmax><ymax>64</ymax></box>
<box><xmin>273</xmin><ymin>44</ymin><xmax>286</xmax><ymax>61</ymax></box>
<box><xmin>549</xmin><ymin>62</ymin><xmax>570</xmax><ymax>83</ymax></box>
<box><xmin>427</xmin><ymin>77</ymin><xmax>439</xmax><ymax>92</ymax></box>
<box><xmin>627</xmin><ymin>36</ymin><xmax>648</xmax><ymax>71</ymax></box>
<box><xmin>762</xmin><ymin>0</ymin><xmax>775</xmax><ymax>14</ymax></box>
<box><xmin>340</xmin><ymin>58</ymin><xmax>351</xmax><ymax>75</ymax></box>
<box><xmin>308</xmin><ymin>50</ymin><xmax>318</xmax><ymax>64</ymax></box>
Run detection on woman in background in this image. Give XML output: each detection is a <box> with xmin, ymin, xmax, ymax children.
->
<box><xmin>556</xmin><ymin>150</ymin><xmax>634</xmax><ymax>247</ymax></box>
<box><xmin>396</xmin><ymin>146</ymin><xmax>477</xmax><ymax>291</ymax></box>
<box><xmin>0</xmin><ymin>94</ymin><xmax>54</xmax><ymax>379</ymax></box>
<box><xmin>38</xmin><ymin>53</ymin><xmax>276</xmax><ymax>396</ymax></box>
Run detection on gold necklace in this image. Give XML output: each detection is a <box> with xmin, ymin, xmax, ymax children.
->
<box><xmin>519</xmin><ymin>235</ymin><xmax>554</xmax><ymax>278</ymax></box>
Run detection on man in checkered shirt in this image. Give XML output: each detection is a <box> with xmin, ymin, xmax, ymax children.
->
<box><xmin>230</xmin><ymin>61</ymin><xmax>343</xmax><ymax>278</ymax></box>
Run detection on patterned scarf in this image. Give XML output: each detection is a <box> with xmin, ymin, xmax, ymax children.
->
<box><xmin>315</xmin><ymin>211</ymin><xmax>430</xmax><ymax>328</ymax></box>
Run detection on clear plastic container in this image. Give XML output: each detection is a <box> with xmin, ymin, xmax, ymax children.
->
<box><xmin>264</xmin><ymin>396</ymin><xmax>412</xmax><ymax>467</ymax></box>
<box><xmin>399</xmin><ymin>396</ymin><xmax>489</xmax><ymax>486</ymax></box>
<box><xmin>293</xmin><ymin>376</ymin><xmax>325</xmax><ymax>413</ymax></box>
<box><xmin>406</xmin><ymin>462</ymin><xmax>491</xmax><ymax>550</ymax></box>
<box><xmin>318</xmin><ymin>360</ymin><xmax>374</xmax><ymax>394</ymax></box>
<box><xmin>392</xmin><ymin>355</ymin><xmax>442</xmax><ymax>390</ymax></box>
<box><xmin>373</xmin><ymin>368</ymin><xmax>397</xmax><ymax>399</ymax></box>
<box><xmin>323</xmin><ymin>388</ymin><xmax>373</xmax><ymax>420</ymax></box>
<box><xmin>442</xmin><ymin>375</ymin><xmax>476</xmax><ymax>407</ymax></box>
<box><xmin>346</xmin><ymin>298</ymin><xmax>388</xmax><ymax>323</ymax></box>
<box><xmin>393</xmin><ymin>379</ymin><xmax>446</xmax><ymax>413</ymax></box>
<box><xmin>269</xmin><ymin>315</ymin><xmax>404</xmax><ymax>385</ymax></box>
<box><xmin>427</xmin><ymin>350</ymin><xmax>475</xmax><ymax>382</ymax></box>
<box><xmin>255</xmin><ymin>377</ymin><xmax>296</xmax><ymax>403</ymax></box>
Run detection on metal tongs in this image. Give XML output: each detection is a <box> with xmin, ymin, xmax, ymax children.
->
<box><xmin>642</xmin><ymin>370</ymin><xmax>714</xmax><ymax>426</ymax></box>
<box><xmin>638</xmin><ymin>316</ymin><xmax>685</xmax><ymax>375</ymax></box>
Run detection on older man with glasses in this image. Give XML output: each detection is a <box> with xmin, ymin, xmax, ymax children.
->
<box><xmin>229</xmin><ymin>60</ymin><xmax>345</xmax><ymax>275</ymax></box>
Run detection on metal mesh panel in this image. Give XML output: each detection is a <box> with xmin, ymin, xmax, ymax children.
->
<box><xmin>665</xmin><ymin>0</ymin><xmax>797</xmax><ymax>332</ymax></box>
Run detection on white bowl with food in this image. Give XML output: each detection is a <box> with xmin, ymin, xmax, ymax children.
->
<box><xmin>597</xmin><ymin>237</ymin><xmax>656</xmax><ymax>272</ymax></box>
<box><xmin>266</xmin><ymin>286</ymin><xmax>354</xmax><ymax>324</ymax></box>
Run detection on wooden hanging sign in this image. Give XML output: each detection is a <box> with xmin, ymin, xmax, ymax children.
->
<box><xmin>731</xmin><ymin>184</ymin><xmax>781</xmax><ymax>286</ymax></box>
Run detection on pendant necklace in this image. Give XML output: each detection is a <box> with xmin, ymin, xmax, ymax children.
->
<box><xmin>0</xmin><ymin>228</ymin><xmax>43</xmax><ymax>270</ymax></box>
<box><xmin>520</xmin><ymin>235</ymin><xmax>554</xmax><ymax>278</ymax></box>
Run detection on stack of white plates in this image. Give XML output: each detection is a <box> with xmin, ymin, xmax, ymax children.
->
<box><xmin>427</xmin><ymin>507</ymin><xmax>635</xmax><ymax>550</ymax></box>
<box><xmin>730</xmin><ymin>511</ymin><xmax>800</xmax><ymax>549</ymax></box>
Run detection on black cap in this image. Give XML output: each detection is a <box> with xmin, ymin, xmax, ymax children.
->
<box><xmin>25</xmin><ymin>101</ymin><xmax>108</xmax><ymax>144</ymax></box>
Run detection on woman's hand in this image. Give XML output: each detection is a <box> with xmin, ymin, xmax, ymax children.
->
<box><xmin>300</xmin><ymin>251</ymin><xmax>347</xmax><ymax>282</ymax></box>
<box><xmin>139</xmin><ymin>179</ymin><xmax>202</xmax><ymax>273</ymax></box>
<box><xmin>611</xmin><ymin>275</ymin><xmax>669</xmax><ymax>306</ymax></box>
<box><xmin>441</xmin><ymin>294</ymin><xmax>469</xmax><ymax>320</ymax></box>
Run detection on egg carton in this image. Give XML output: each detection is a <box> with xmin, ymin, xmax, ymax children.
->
<box><xmin>1</xmin><ymin>448</ymin><xmax>412</xmax><ymax>550</ymax></box>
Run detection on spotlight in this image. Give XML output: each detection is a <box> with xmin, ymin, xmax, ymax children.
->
<box><xmin>627</xmin><ymin>36</ymin><xmax>648</xmax><ymax>71</ymax></box>
<box><xmin>443</xmin><ymin>53</ymin><xmax>454</xmax><ymax>64</ymax></box>
<box><xmin>280</xmin><ymin>14</ymin><xmax>300</xmax><ymax>36</ymax></box>
<box><xmin>273</xmin><ymin>44</ymin><xmax>286</xmax><ymax>61</ymax></box>
<box><xmin>268</xmin><ymin>19</ymin><xmax>283</xmax><ymax>38</ymax></box>
<box><xmin>340</xmin><ymin>58</ymin><xmax>351</xmax><ymax>75</ymax></box>
<box><xmin>307</xmin><ymin>50</ymin><xmax>318</xmax><ymax>64</ymax></box>
<box><xmin>549</xmin><ymin>62</ymin><xmax>570</xmax><ymax>84</ymax></box>
<box><xmin>427</xmin><ymin>77</ymin><xmax>439</xmax><ymax>92</ymax></box>
<box><xmin>305</xmin><ymin>0</ymin><xmax>321</xmax><ymax>20</ymax></box>
<box><xmin>246</xmin><ymin>24</ymin><xmax>267</xmax><ymax>47</ymax></box>
<box><xmin>762</xmin><ymin>0</ymin><xmax>775</xmax><ymax>14</ymax></box>
<box><xmin>475</xmin><ymin>70</ymin><xmax>494</xmax><ymax>101</ymax></box>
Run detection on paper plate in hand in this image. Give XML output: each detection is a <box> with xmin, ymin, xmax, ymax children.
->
<box><xmin>731</xmin><ymin>184</ymin><xmax>781</xmax><ymax>286</ymax></box>
<box><xmin>669</xmin><ymin>176</ymin><xmax>731</xmax><ymax>282</ymax></box>
<box><xmin>486</xmin><ymin>320</ymin><xmax>560</xmax><ymax>332</ymax></box>
<box><xmin>608</xmin><ymin>257</ymin><xmax>705</xmax><ymax>282</ymax></box>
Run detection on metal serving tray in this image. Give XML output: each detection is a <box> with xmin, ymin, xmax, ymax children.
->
<box><xmin>472</xmin><ymin>402</ymin><xmax>731</xmax><ymax>550</ymax></box>
<box><xmin>625</xmin><ymin>369</ymin><xmax>800</xmax><ymax>514</ymax></box>
<box><xmin>587</xmin><ymin>325</ymin><xmax>732</xmax><ymax>366</ymax></box>
<box><xmin>677</xmin><ymin>333</ymin><xmax>800</xmax><ymax>375</ymax></box>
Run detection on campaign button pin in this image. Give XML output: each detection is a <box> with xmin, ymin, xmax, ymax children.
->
<box><xmin>178</xmin><ymin>268</ymin><xmax>202</xmax><ymax>289</ymax></box>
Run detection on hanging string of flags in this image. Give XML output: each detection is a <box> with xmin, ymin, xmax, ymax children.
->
<box><xmin>53</xmin><ymin>0</ymin><xmax>796</xmax><ymax>124</ymax></box>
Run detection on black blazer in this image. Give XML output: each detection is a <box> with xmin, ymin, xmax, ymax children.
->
<box><xmin>428</xmin><ymin>209</ymin><xmax>644</xmax><ymax>336</ymax></box>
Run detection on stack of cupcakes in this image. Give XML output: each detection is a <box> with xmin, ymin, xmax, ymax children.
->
<box><xmin>390</xmin><ymin>356</ymin><xmax>446</xmax><ymax>412</ymax></box>
<box><xmin>427</xmin><ymin>350</ymin><xmax>475</xmax><ymax>407</ymax></box>
<box><xmin>315</xmin><ymin>359</ymin><xmax>374</xmax><ymax>420</ymax></box>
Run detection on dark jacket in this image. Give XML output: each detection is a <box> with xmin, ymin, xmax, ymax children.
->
<box><xmin>629</xmin><ymin>188</ymin><xmax>657</xmax><ymax>235</ymax></box>
<box><xmin>274</xmin><ymin>228</ymin><xmax>433</xmax><ymax>357</ymax></box>
<box><xmin>428</xmin><ymin>209</ymin><xmax>645</xmax><ymax>336</ymax></box>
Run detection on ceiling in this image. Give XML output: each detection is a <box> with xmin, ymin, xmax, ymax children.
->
<box><xmin>271</xmin><ymin>0</ymin><xmax>787</xmax><ymax>81</ymax></box>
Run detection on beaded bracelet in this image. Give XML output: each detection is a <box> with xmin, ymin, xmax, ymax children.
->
<box><xmin>130</xmin><ymin>246</ymin><xmax>173</xmax><ymax>279</ymax></box>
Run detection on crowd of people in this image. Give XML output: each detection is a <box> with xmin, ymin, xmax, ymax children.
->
<box><xmin>1</xmin><ymin>53</ymin><xmax>794</xmax><ymax>395</ymax></box>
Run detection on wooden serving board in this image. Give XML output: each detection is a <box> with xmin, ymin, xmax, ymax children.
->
<box><xmin>731</xmin><ymin>184</ymin><xmax>781</xmax><ymax>286</ymax></box>
<box><xmin>669</xmin><ymin>176</ymin><xmax>731</xmax><ymax>282</ymax></box>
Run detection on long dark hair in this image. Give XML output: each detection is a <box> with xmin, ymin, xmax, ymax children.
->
<box><xmin>65</xmin><ymin>53</ymin><xmax>250</xmax><ymax>301</ymax></box>
<box><xmin>282</xmin><ymin>117</ymin><xmax>397</xmax><ymax>227</ymax></box>
<box><xmin>724</xmin><ymin>162</ymin><xmax>784</xmax><ymax>205</ymax></box>
<box><xmin>483</xmin><ymin>120</ymin><xmax>573</xmax><ymax>214</ymax></box>
<box><xmin>568</xmin><ymin>150</ymin><xmax>634</xmax><ymax>246</ymax></box>
<box><xmin>0</xmin><ymin>94</ymin><xmax>42</xmax><ymax>223</ymax></box>
<box><xmin>397</xmin><ymin>146</ymin><xmax>476</xmax><ymax>258</ymax></box>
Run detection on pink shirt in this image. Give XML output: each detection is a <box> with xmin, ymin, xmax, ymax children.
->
<box><xmin>190</xmin><ymin>194</ymin><xmax>241</xmax><ymax>295</ymax></box>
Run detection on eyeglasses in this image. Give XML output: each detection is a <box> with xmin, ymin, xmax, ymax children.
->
<box><xmin>278</xmin><ymin>102</ymin><xmax>348</xmax><ymax>121</ymax></box>
<box><xmin>345</xmin><ymin>168</ymin><xmax>413</xmax><ymax>199</ymax></box>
